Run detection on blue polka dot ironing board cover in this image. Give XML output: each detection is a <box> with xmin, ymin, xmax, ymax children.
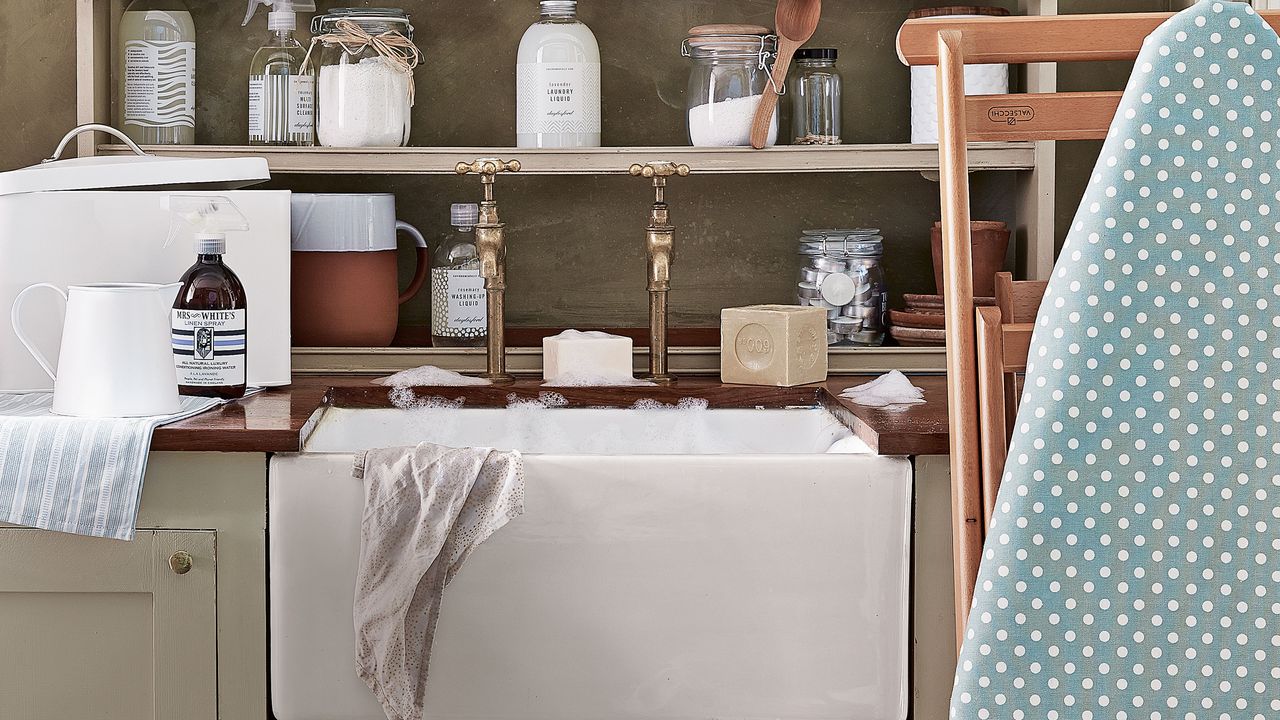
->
<box><xmin>951</xmin><ymin>2</ymin><xmax>1280</xmax><ymax>719</ymax></box>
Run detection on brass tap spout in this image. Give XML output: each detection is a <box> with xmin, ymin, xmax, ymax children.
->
<box><xmin>456</xmin><ymin>158</ymin><xmax>521</xmax><ymax>384</ymax></box>
<box><xmin>629</xmin><ymin>161</ymin><xmax>690</xmax><ymax>385</ymax></box>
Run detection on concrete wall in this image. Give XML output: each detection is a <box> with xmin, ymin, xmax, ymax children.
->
<box><xmin>0</xmin><ymin>0</ymin><xmax>1182</xmax><ymax>331</ymax></box>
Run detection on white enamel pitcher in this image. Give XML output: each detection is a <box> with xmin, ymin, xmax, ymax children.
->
<box><xmin>10</xmin><ymin>282</ymin><xmax>182</xmax><ymax>417</ymax></box>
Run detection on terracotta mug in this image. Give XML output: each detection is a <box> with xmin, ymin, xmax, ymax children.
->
<box><xmin>930</xmin><ymin>221</ymin><xmax>1010</xmax><ymax>299</ymax></box>
<box><xmin>290</xmin><ymin>193</ymin><xmax>427</xmax><ymax>347</ymax></box>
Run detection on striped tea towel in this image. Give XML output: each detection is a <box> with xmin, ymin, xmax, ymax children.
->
<box><xmin>0</xmin><ymin>393</ymin><xmax>222</xmax><ymax>541</ymax></box>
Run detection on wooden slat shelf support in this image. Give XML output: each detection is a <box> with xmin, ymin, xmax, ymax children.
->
<box><xmin>898</xmin><ymin>10</ymin><xmax>1280</xmax><ymax>65</ymax></box>
<box><xmin>95</xmin><ymin>143</ymin><xmax>1039</xmax><ymax>175</ymax></box>
<box><xmin>290</xmin><ymin>346</ymin><xmax>950</xmax><ymax>376</ymax></box>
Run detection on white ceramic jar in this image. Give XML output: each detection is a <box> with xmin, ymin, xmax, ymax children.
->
<box><xmin>906</xmin><ymin>6</ymin><xmax>1010</xmax><ymax>144</ymax></box>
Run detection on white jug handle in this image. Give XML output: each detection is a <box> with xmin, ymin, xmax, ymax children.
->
<box><xmin>10</xmin><ymin>283</ymin><xmax>68</xmax><ymax>382</ymax></box>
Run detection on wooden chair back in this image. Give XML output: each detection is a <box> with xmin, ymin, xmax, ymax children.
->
<box><xmin>897</xmin><ymin>8</ymin><xmax>1280</xmax><ymax>646</ymax></box>
<box><xmin>974</xmin><ymin>273</ymin><xmax>1044</xmax><ymax>531</ymax></box>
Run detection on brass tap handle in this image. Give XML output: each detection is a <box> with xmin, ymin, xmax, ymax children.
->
<box><xmin>628</xmin><ymin>162</ymin><xmax>691</xmax><ymax>179</ymax></box>
<box><xmin>456</xmin><ymin>158</ymin><xmax>522</xmax><ymax>176</ymax></box>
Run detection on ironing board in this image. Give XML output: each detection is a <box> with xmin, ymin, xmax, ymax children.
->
<box><xmin>953</xmin><ymin>2</ymin><xmax>1280</xmax><ymax>717</ymax></box>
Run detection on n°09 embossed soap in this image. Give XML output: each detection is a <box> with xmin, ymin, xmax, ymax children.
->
<box><xmin>720</xmin><ymin>305</ymin><xmax>829</xmax><ymax>387</ymax></box>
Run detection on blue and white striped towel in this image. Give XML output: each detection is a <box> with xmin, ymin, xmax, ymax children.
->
<box><xmin>0</xmin><ymin>393</ymin><xmax>221</xmax><ymax>541</ymax></box>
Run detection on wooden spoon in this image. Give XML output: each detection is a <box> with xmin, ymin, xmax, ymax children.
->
<box><xmin>749</xmin><ymin>0</ymin><xmax>822</xmax><ymax>149</ymax></box>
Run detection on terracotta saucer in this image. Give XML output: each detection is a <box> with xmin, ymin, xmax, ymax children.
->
<box><xmin>890</xmin><ymin>325</ymin><xmax>946</xmax><ymax>346</ymax></box>
<box><xmin>904</xmin><ymin>293</ymin><xmax>996</xmax><ymax>308</ymax></box>
<box><xmin>889</xmin><ymin>308</ymin><xmax>945</xmax><ymax>329</ymax></box>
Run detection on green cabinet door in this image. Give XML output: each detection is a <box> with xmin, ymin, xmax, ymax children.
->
<box><xmin>0</xmin><ymin>528</ymin><xmax>217</xmax><ymax>720</ymax></box>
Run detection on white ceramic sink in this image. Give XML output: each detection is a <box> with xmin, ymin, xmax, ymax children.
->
<box><xmin>271</xmin><ymin>404</ymin><xmax>910</xmax><ymax>720</ymax></box>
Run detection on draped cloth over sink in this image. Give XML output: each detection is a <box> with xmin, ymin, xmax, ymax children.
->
<box><xmin>953</xmin><ymin>2</ymin><xmax>1280</xmax><ymax>718</ymax></box>
<box><xmin>353</xmin><ymin>443</ymin><xmax>524</xmax><ymax>720</ymax></box>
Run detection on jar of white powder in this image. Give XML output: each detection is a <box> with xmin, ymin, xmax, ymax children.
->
<box><xmin>682</xmin><ymin>25</ymin><xmax>779</xmax><ymax>148</ymax></box>
<box><xmin>310</xmin><ymin>8</ymin><xmax>420</xmax><ymax>147</ymax></box>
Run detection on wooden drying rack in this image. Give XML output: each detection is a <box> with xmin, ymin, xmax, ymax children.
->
<box><xmin>897</xmin><ymin>7</ymin><xmax>1280</xmax><ymax>648</ymax></box>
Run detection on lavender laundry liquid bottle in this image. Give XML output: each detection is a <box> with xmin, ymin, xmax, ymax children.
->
<box><xmin>166</xmin><ymin>196</ymin><xmax>250</xmax><ymax>399</ymax></box>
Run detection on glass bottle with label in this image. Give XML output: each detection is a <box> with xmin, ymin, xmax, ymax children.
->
<box><xmin>168</xmin><ymin>196</ymin><xmax>250</xmax><ymax>400</ymax></box>
<box><xmin>431</xmin><ymin>204</ymin><xmax>487</xmax><ymax>348</ymax></box>
<box><xmin>118</xmin><ymin>0</ymin><xmax>196</xmax><ymax>145</ymax></box>
<box><xmin>243</xmin><ymin>0</ymin><xmax>316</xmax><ymax>146</ymax></box>
<box><xmin>516</xmin><ymin>0</ymin><xmax>601</xmax><ymax>148</ymax></box>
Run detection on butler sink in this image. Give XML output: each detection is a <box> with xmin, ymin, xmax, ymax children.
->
<box><xmin>270</xmin><ymin>400</ymin><xmax>912</xmax><ymax>720</ymax></box>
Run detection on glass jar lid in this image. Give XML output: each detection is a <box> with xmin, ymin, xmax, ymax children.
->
<box><xmin>802</xmin><ymin>227</ymin><xmax>880</xmax><ymax>237</ymax></box>
<box><xmin>683</xmin><ymin>24</ymin><xmax>777</xmax><ymax>62</ymax></box>
<box><xmin>795</xmin><ymin>48</ymin><xmax>838</xmax><ymax>62</ymax></box>
<box><xmin>313</xmin><ymin>7</ymin><xmax>414</xmax><ymax>38</ymax></box>
<box><xmin>799</xmin><ymin>232</ymin><xmax>884</xmax><ymax>257</ymax></box>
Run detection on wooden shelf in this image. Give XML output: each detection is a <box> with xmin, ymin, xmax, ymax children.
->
<box><xmin>99</xmin><ymin>142</ymin><xmax>1037</xmax><ymax>175</ymax></box>
<box><xmin>291</xmin><ymin>346</ymin><xmax>948</xmax><ymax>376</ymax></box>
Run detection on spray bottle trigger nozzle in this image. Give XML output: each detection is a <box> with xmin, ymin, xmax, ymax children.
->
<box><xmin>243</xmin><ymin>0</ymin><xmax>270</xmax><ymax>27</ymax></box>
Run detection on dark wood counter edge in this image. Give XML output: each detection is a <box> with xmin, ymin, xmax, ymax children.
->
<box><xmin>150</xmin><ymin>375</ymin><xmax>951</xmax><ymax>456</ymax></box>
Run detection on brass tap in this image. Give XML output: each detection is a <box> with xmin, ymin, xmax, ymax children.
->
<box><xmin>456</xmin><ymin>158</ymin><xmax>521</xmax><ymax>384</ymax></box>
<box><xmin>629</xmin><ymin>161</ymin><xmax>690</xmax><ymax>385</ymax></box>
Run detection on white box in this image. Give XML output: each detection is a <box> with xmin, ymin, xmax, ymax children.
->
<box><xmin>0</xmin><ymin>190</ymin><xmax>292</xmax><ymax>391</ymax></box>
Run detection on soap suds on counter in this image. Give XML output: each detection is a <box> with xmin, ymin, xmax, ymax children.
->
<box><xmin>543</xmin><ymin>373</ymin><xmax>656</xmax><ymax>388</ymax></box>
<box><xmin>373</xmin><ymin>366</ymin><xmax>491</xmax><ymax>387</ymax></box>
<box><xmin>687</xmin><ymin>94</ymin><xmax>777</xmax><ymax>147</ymax></box>
<box><xmin>506</xmin><ymin>392</ymin><xmax>570</xmax><ymax>409</ymax></box>
<box><xmin>387</xmin><ymin>388</ymin><xmax>466</xmax><ymax>411</ymax></box>
<box><xmin>840</xmin><ymin>371</ymin><xmax>925</xmax><ymax>408</ymax></box>
<box><xmin>630</xmin><ymin>397</ymin><xmax>710</xmax><ymax>411</ymax></box>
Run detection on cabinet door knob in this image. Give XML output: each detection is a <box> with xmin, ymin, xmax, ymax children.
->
<box><xmin>169</xmin><ymin>551</ymin><xmax>193</xmax><ymax>575</ymax></box>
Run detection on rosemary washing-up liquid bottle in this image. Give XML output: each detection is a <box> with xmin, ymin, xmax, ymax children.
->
<box><xmin>431</xmin><ymin>203</ymin><xmax>487</xmax><ymax>347</ymax></box>
<box><xmin>167</xmin><ymin>197</ymin><xmax>251</xmax><ymax>400</ymax></box>
<box><xmin>516</xmin><ymin>0</ymin><xmax>601</xmax><ymax>148</ymax></box>
<box><xmin>118</xmin><ymin>0</ymin><xmax>196</xmax><ymax>145</ymax></box>
<box><xmin>243</xmin><ymin>0</ymin><xmax>316</xmax><ymax>146</ymax></box>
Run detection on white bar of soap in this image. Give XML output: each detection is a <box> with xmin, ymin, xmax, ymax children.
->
<box><xmin>721</xmin><ymin>305</ymin><xmax>829</xmax><ymax>387</ymax></box>
<box><xmin>543</xmin><ymin>330</ymin><xmax>635</xmax><ymax>384</ymax></box>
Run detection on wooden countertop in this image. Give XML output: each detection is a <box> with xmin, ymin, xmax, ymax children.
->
<box><xmin>151</xmin><ymin>374</ymin><xmax>951</xmax><ymax>456</ymax></box>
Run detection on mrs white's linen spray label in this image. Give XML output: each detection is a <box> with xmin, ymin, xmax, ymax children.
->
<box><xmin>171</xmin><ymin>309</ymin><xmax>247</xmax><ymax>387</ymax></box>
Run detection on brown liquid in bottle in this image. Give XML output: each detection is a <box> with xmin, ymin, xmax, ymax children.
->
<box><xmin>172</xmin><ymin>253</ymin><xmax>248</xmax><ymax>399</ymax></box>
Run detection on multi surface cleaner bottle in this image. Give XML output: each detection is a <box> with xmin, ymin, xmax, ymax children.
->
<box><xmin>166</xmin><ymin>196</ymin><xmax>251</xmax><ymax>400</ymax></box>
<box><xmin>243</xmin><ymin>0</ymin><xmax>316</xmax><ymax>146</ymax></box>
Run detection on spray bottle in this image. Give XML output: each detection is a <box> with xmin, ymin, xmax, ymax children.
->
<box><xmin>165</xmin><ymin>196</ymin><xmax>250</xmax><ymax>400</ymax></box>
<box><xmin>243</xmin><ymin>0</ymin><xmax>316</xmax><ymax>146</ymax></box>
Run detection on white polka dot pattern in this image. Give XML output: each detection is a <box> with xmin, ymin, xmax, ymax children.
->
<box><xmin>952</xmin><ymin>3</ymin><xmax>1280</xmax><ymax>719</ymax></box>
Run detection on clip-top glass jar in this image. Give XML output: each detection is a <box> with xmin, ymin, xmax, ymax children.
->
<box><xmin>797</xmin><ymin>229</ymin><xmax>886</xmax><ymax>347</ymax></box>
<box><xmin>788</xmin><ymin>48</ymin><xmax>841</xmax><ymax>145</ymax></box>
<box><xmin>311</xmin><ymin>8</ymin><xmax>419</xmax><ymax>148</ymax></box>
<box><xmin>682</xmin><ymin>25</ymin><xmax>779</xmax><ymax>147</ymax></box>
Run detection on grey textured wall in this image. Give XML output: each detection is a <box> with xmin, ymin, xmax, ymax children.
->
<box><xmin>0</xmin><ymin>0</ymin><xmax>1181</xmax><ymax>331</ymax></box>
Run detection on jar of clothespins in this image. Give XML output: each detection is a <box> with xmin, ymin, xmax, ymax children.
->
<box><xmin>308</xmin><ymin>8</ymin><xmax>421</xmax><ymax>147</ymax></box>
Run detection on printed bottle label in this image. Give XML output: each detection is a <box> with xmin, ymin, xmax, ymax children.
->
<box><xmin>516</xmin><ymin>62</ymin><xmax>601</xmax><ymax>135</ymax></box>
<box><xmin>124</xmin><ymin>39</ymin><xmax>195</xmax><ymax>128</ymax></box>
<box><xmin>289</xmin><ymin>76</ymin><xmax>315</xmax><ymax>136</ymax></box>
<box><xmin>431</xmin><ymin>267</ymin><xmax>487</xmax><ymax>338</ymax></box>
<box><xmin>248</xmin><ymin>77</ymin><xmax>265</xmax><ymax>138</ymax></box>
<box><xmin>172</xmin><ymin>309</ymin><xmax>246</xmax><ymax>387</ymax></box>
<box><xmin>249</xmin><ymin>75</ymin><xmax>314</xmax><ymax>143</ymax></box>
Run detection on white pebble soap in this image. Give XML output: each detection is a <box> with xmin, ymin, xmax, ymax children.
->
<box><xmin>542</xmin><ymin>330</ymin><xmax>635</xmax><ymax>384</ymax></box>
